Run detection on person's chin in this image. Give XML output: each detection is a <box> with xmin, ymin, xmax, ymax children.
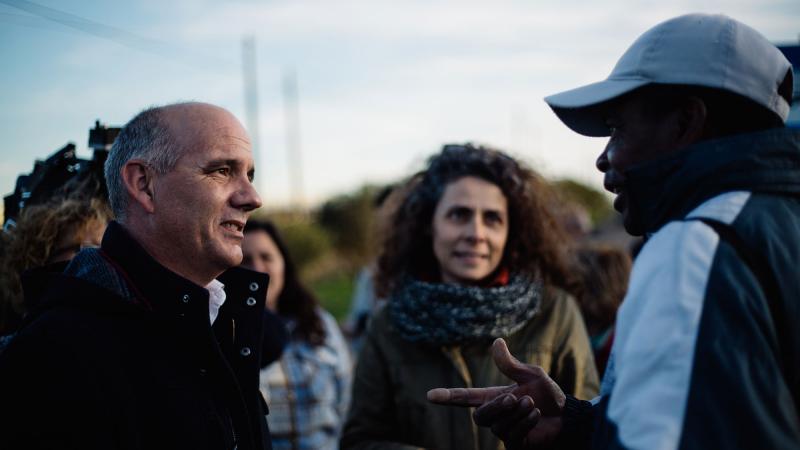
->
<box><xmin>620</xmin><ymin>205</ymin><xmax>648</xmax><ymax>237</ymax></box>
<box><xmin>454</xmin><ymin>268</ymin><xmax>491</xmax><ymax>284</ymax></box>
<box><xmin>229</xmin><ymin>248</ymin><xmax>244</xmax><ymax>266</ymax></box>
<box><xmin>612</xmin><ymin>195</ymin><xmax>637</xmax><ymax>236</ymax></box>
<box><xmin>613</xmin><ymin>191</ymin><xmax>627</xmax><ymax>214</ymax></box>
<box><xmin>212</xmin><ymin>245</ymin><xmax>243</xmax><ymax>270</ymax></box>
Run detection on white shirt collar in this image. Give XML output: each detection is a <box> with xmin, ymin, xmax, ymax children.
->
<box><xmin>205</xmin><ymin>279</ymin><xmax>226</xmax><ymax>324</ymax></box>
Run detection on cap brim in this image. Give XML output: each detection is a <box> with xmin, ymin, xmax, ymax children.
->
<box><xmin>544</xmin><ymin>78</ymin><xmax>649</xmax><ymax>137</ymax></box>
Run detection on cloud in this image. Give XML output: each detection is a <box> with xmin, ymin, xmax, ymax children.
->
<box><xmin>1</xmin><ymin>0</ymin><xmax>797</xmax><ymax>204</ymax></box>
<box><xmin>176</xmin><ymin>0</ymin><xmax>799</xmax><ymax>44</ymax></box>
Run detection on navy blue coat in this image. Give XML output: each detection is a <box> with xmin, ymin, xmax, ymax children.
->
<box><xmin>0</xmin><ymin>221</ymin><xmax>275</xmax><ymax>450</ymax></box>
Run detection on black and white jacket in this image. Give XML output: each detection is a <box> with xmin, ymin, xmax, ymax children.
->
<box><xmin>565</xmin><ymin>128</ymin><xmax>800</xmax><ymax>450</ymax></box>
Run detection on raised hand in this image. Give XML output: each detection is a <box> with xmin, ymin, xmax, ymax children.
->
<box><xmin>427</xmin><ymin>338</ymin><xmax>566</xmax><ymax>449</ymax></box>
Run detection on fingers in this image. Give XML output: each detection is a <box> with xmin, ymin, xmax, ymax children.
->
<box><xmin>474</xmin><ymin>394</ymin><xmax>540</xmax><ymax>450</ymax></box>
<box><xmin>492</xmin><ymin>338</ymin><xmax>538</xmax><ymax>384</ymax></box>
<box><xmin>474</xmin><ymin>393</ymin><xmax>523</xmax><ymax>427</ymax></box>
<box><xmin>427</xmin><ymin>386</ymin><xmax>512</xmax><ymax>407</ymax></box>
<box><xmin>507</xmin><ymin>404</ymin><xmax>541</xmax><ymax>447</ymax></box>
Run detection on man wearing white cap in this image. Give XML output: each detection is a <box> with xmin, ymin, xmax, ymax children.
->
<box><xmin>428</xmin><ymin>13</ymin><xmax>800</xmax><ymax>449</ymax></box>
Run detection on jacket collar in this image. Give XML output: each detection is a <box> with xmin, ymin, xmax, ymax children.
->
<box><xmin>98</xmin><ymin>221</ymin><xmax>270</xmax><ymax>323</ymax></box>
<box><xmin>623</xmin><ymin>128</ymin><xmax>800</xmax><ymax>236</ymax></box>
<box><xmin>99</xmin><ymin>221</ymin><xmax>213</xmax><ymax>317</ymax></box>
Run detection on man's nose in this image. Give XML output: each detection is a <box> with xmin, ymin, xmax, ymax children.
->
<box><xmin>596</xmin><ymin>144</ymin><xmax>611</xmax><ymax>173</ymax></box>
<box><xmin>234</xmin><ymin>180</ymin><xmax>263</xmax><ymax>212</ymax></box>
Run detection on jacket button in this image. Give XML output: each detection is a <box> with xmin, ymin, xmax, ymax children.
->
<box><xmin>246</xmin><ymin>297</ymin><xmax>257</xmax><ymax>306</ymax></box>
<box><xmin>240</xmin><ymin>347</ymin><xmax>252</xmax><ymax>357</ymax></box>
<box><xmin>182</xmin><ymin>294</ymin><xmax>190</xmax><ymax>303</ymax></box>
<box><xmin>249</xmin><ymin>282</ymin><xmax>259</xmax><ymax>292</ymax></box>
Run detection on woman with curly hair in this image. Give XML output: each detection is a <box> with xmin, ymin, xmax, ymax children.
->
<box><xmin>0</xmin><ymin>197</ymin><xmax>112</xmax><ymax>337</ymax></box>
<box><xmin>241</xmin><ymin>220</ymin><xmax>351</xmax><ymax>450</ymax></box>
<box><xmin>341</xmin><ymin>144</ymin><xmax>598</xmax><ymax>450</ymax></box>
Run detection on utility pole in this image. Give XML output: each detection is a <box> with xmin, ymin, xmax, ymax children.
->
<box><xmin>283</xmin><ymin>68</ymin><xmax>305</xmax><ymax>209</ymax></box>
<box><xmin>241</xmin><ymin>35</ymin><xmax>264</xmax><ymax>198</ymax></box>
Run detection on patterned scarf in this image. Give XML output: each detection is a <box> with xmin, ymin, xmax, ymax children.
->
<box><xmin>388</xmin><ymin>274</ymin><xmax>542</xmax><ymax>346</ymax></box>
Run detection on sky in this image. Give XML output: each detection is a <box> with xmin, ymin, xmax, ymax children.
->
<box><xmin>1</xmin><ymin>0</ymin><xmax>798</xmax><ymax>209</ymax></box>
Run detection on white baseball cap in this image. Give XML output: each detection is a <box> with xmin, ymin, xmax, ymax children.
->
<box><xmin>545</xmin><ymin>13</ymin><xmax>794</xmax><ymax>137</ymax></box>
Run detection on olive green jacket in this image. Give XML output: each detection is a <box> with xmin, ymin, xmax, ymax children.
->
<box><xmin>340</xmin><ymin>287</ymin><xmax>599</xmax><ymax>450</ymax></box>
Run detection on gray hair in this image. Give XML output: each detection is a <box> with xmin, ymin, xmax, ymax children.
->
<box><xmin>104</xmin><ymin>105</ymin><xmax>182</xmax><ymax>220</ymax></box>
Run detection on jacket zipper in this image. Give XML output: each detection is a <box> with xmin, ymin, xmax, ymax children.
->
<box><xmin>442</xmin><ymin>346</ymin><xmax>481</xmax><ymax>450</ymax></box>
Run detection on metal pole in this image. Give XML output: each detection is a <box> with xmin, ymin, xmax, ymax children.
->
<box><xmin>282</xmin><ymin>68</ymin><xmax>305</xmax><ymax>209</ymax></box>
<box><xmin>242</xmin><ymin>35</ymin><xmax>264</xmax><ymax>199</ymax></box>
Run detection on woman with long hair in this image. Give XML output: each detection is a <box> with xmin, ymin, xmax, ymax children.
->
<box><xmin>341</xmin><ymin>144</ymin><xmax>598</xmax><ymax>450</ymax></box>
<box><xmin>241</xmin><ymin>220</ymin><xmax>351</xmax><ymax>450</ymax></box>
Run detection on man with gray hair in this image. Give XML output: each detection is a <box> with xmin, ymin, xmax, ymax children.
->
<box><xmin>429</xmin><ymin>13</ymin><xmax>800</xmax><ymax>449</ymax></box>
<box><xmin>0</xmin><ymin>102</ymin><xmax>273</xmax><ymax>450</ymax></box>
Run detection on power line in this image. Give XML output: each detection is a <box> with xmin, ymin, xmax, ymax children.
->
<box><xmin>0</xmin><ymin>11</ymin><xmax>80</xmax><ymax>33</ymax></box>
<box><xmin>0</xmin><ymin>0</ymin><xmax>232</xmax><ymax>69</ymax></box>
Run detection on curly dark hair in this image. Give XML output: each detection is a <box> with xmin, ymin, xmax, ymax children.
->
<box><xmin>0</xmin><ymin>197</ymin><xmax>112</xmax><ymax>335</ymax></box>
<box><xmin>376</xmin><ymin>143</ymin><xmax>576</xmax><ymax>297</ymax></box>
<box><xmin>243</xmin><ymin>220</ymin><xmax>326</xmax><ymax>346</ymax></box>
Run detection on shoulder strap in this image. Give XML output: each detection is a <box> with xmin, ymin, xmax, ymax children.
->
<box><xmin>687</xmin><ymin>217</ymin><xmax>796</xmax><ymax>407</ymax></box>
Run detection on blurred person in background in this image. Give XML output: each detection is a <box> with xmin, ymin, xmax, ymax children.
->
<box><xmin>343</xmin><ymin>184</ymin><xmax>398</xmax><ymax>354</ymax></box>
<box><xmin>340</xmin><ymin>144</ymin><xmax>598</xmax><ymax>450</ymax></box>
<box><xmin>556</xmin><ymin>201</ymin><xmax>593</xmax><ymax>241</ymax></box>
<box><xmin>342</xmin><ymin>266</ymin><xmax>382</xmax><ymax>354</ymax></box>
<box><xmin>573</xmin><ymin>244</ymin><xmax>631</xmax><ymax>376</ymax></box>
<box><xmin>242</xmin><ymin>220</ymin><xmax>352</xmax><ymax>450</ymax></box>
<box><xmin>0</xmin><ymin>138</ymin><xmax>113</xmax><ymax>341</ymax></box>
<box><xmin>0</xmin><ymin>196</ymin><xmax>111</xmax><ymax>339</ymax></box>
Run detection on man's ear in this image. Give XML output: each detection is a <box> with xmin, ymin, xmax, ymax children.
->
<box><xmin>121</xmin><ymin>160</ymin><xmax>156</xmax><ymax>214</ymax></box>
<box><xmin>676</xmin><ymin>96</ymin><xmax>708</xmax><ymax>147</ymax></box>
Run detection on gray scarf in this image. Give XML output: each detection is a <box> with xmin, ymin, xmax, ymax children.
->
<box><xmin>388</xmin><ymin>274</ymin><xmax>542</xmax><ymax>346</ymax></box>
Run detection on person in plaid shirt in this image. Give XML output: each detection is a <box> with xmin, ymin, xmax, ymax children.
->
<box><xmin>242</xmin><ymin>220</ymin><xmax>352</xmax><ymax>450</ymax></box>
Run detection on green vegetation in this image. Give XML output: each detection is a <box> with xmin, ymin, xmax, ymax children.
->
<box><xmin>309</xmin><ymin>271</ymin><xmax>357</xmax><ymax>321</ymax></box>
<box><xmin>552</xmin><ymin>179</ymin><xmax>614</xmax><ymax>225</ymax></box>
<box><xmin>317</xmin><ymin>184</ymin><xmax>387</xmax><ymax>268</ymax></box>
<box><xmin>277</xmin><ymin>220</ymin><xmax>332</xmax><ymax>274</ymax></box>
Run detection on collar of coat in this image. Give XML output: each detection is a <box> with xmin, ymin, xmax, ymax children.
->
<box><xmin>622</xmin><ymin>128</ymin><xmax>800</xmax><ymax>236</ymax></box>
<box><xmin>25</xmin><ymin>220</ymin><xmax>269</xmax><ymax>326</ymax></box>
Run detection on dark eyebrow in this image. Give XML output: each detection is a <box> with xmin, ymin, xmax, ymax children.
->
<box><xmin>203</xmin><ymin>158</ymin><xmax>255</xmax><ymax>176</ymax></box>
<box><xmin>483</xmin><ymin>209</ymin><xmax>506</xmax><ymax>219</ymax></box>
<box><xmin>204</xmin><ymin>158</ymin><xmax>242</xmax><ymax>169</ymax></box>
<box><xmin>447</xmin><ymin>205</ymin><xmax>473</xmax><ymax>212</ymax></box>
<box><xmin>202</xmin><ymin>158</ymin><xmax>256</xmax><ymax>182</ymax></box>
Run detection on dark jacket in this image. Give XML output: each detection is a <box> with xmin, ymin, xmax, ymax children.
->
<box><xmin>342</xmin><ymin>286</ymin><xmax>598</xmax><ymax>450</ymax></box>
<box><xmin>564</xmin><ymin>129</ymin><xmax>800</xmax><ymax>450</ymax></box>
<box><xmin>260</xmin><ymin>309</ymin><xmax>289</xmax><ymax>369</ymax></box>
<box><xmin>0</xmin><ymin>221</ymin><xmax>274</xmax><ymax>450</ymax></box>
